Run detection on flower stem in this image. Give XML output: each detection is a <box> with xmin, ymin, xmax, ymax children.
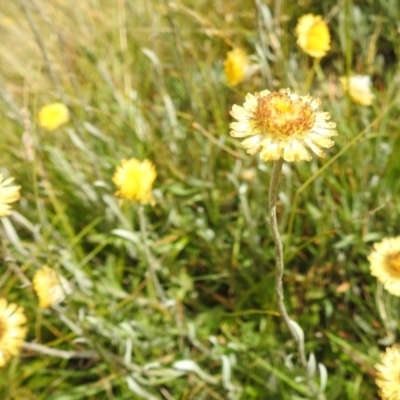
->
<box><xmin>269</xmin><ymin>160</ymin><xmax>326</xmax><ymax>399</ymax></box>
<box><xmin>137</xmin><ymin>205</ymin><xmax>168</xmax><ymax>304</ymax></box>
<box><xmin>303</xmin><ymin>57</ymin><xmax>321</xmax><ymax>94</ymax></box>
<box><xmin>268</xmin><ymin>159</ymin><xmax>306</xmax><ymax>367</ymax></box>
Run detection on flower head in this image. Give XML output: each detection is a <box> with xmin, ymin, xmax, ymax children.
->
<box><xmin>0</xmin><ymin>174</ymin><xmax>20</xmax><ymax>217</ymax></box>
<box><xmin>340</xmin><ymin>75</ymin><xmax>375</xmax><ymax>106</ymax></box>
<box><xmin>113</xmin><ymin>158</ymin><xmax>157</xmax><ymax>204</ymax></box>
<box><xmin>0</xmin><ymin>298</ymin><xmax>27</xmax><ymax>367</ymax></box>
<box><xmin>368</xmin><ymin>236</ymin><xmax>400</xmax><ymax>296</ymax></box>
<box><xmin>229</xmin><ymin>89</ymin><xmax>337</xmax><ymax>162</ymax></box>
<box><xmin>38</xmin><ymin>102</ymin><xmax>69</xmax><ymax>131</ymax></box>
<box><xmin>224</xmin><ymin>48</ymin><xmax>249</xmax><ymax>86</ymax></box>
<box><xmin>375</xmin><ymin>345</ymin><xmax>400</xmax><ymax>399</ymax></box>
<box><xmin>33</xmin><ymin>266</ymin><xmax>71</xmax><ymax>309</ymax></box>
<box><xmin>296</xmin><ymin>14</ymin><xmax>330</xmax><ymax>58</ymax></box>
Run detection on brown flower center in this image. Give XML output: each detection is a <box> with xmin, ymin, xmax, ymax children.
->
<box><xmin>252</xmin><ymin>92</ymin><xmax>315</xmax><ymax>139</ymax></box>
<box><xmin>385</xmin><ymin>252</ymin><xmax>400</xmax><ymax>277</ymax></box>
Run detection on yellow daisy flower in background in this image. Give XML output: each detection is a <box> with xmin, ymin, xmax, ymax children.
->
<box><xmin>375</xmin><ymin>345</ymin><xmax>400</xmax><ymax>399</ymax></box>
<box><xmin>0</xmin><ymin>298</ymin><xmax>27</xmax><ymax>367</ymax></box>
<box><xmin>229</xmin><ymin>89</ymin><xmax>337</xmax><ymax>162</ymax></box>
<box><xmin>340</xmin><ymin>75</ymin><xmax>375</xmax><ymax>106</ymax></box>
<box><xmin>368</xmin><ymin>236</ymin><xmax>400</xmax><ymax>296</ymax></box>
<box><xmin>296</xmin><ymin>14</ymin><xmax>330</xmax><ymax>58</ymax></box>
<box><xmin>38</xmin><ymin>102</ymin><xmax>69</xmax><ymax>131</ymax></box>
<box><xmin>113</xmin><ymin>158</ymin><xmax>157</xmax><ymax>204</ymax></box>
<box><xmin>33</xmin><ymin>265</ymin><xmax>71</xmax><ymax>309</ymax></box>
<box><xmin>224</xmin><ymin>48</ymin><xmax>249</xmax><ymax>86</ymax></box>
<box><xmin>0</xmin><ymin>174</ymin><xmax>20</xmax><ymax>217</ymax></box>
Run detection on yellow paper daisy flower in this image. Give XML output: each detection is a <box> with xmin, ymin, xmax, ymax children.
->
<box><xmin>375</xmin><ymin>345</ymin><xmax>400</xmax><ymax>399</ymax></box>
<box><xmin>340</xmin><ymin>75</ymin><xmax>375</xmax><ymax>106</ymax></box>
<box><xmin>368</xmin><ymin>236</ymin><xmax>400</xmax><ymax>296</ymax></box>
<box><xmin>224</xmin><ymin>48</ymin><xmax>249</xmax><ymax>86</ymax></box>
<box><xmin>33</xmin><ymin>265</ymin><xmax>71</xmax><ymax>309</ymax></box>
<box><xmin>113</xmin><ymin>158</ymin><xmax>157</xmax><ymax>204</ymax></box>
<box><xmin>0</xmin><ymin>174</ymin><xmax>20</xmax><ymax>217</ymax></box>
<box><xmin>229</xmin><ymin>89</ymin><xmax>337</xmax><ymax>162</ymax></box>
<box><xmin>296</xmin><ymin>14</ymin><xmax>330</xmax><ymax>58</ymax></box>
<box><xmin>0</xmin><ymin>298</ymin><xmax>27</xmax><ymax>367</ymax></box>
<box><xmin>38</xmin><ymin>102</ymin><xmax>69</xmax><ymax>131</ymax></box>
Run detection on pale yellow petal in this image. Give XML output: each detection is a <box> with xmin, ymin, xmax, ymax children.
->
<box><xmin>224</xmin><ymin>48</ymin><xmax>249</xmax><ymax>86</ymax></box>
<box><xmin>0</xmin><ymin>174</ymin><xmax>20</xmax><ymax>217</ymax></box>
<box><xmin>229</xmin><ymin>88</ymin><xmax>337</xmax><ymax>162</ymax></box>
<box><xmin>340</xmin><ymin>75</ymin><xmax>375</xmax><ymax>106</ymax></box>
<box><xmin>33</xmin><ymin>265</ymin><xmax>71</xmax><ymax>308</ymax></box>
<box><xmin>38</xmin><ymin>102</ymin><xmax>69</xmax><ymax>131</ymax></box>
<box><xmin>0</xmin><ymin>298</ymin><xmax>27</xmax><ymax>367</ymax></box>
<box><xmin>283</xmin><ymin>141</ymin><xmax>312</xmax><ymax>162</ymax></box>
<box><xmin>368</xmin><ymin>236</ymin><xmax>400</xmax><ymax>296</ymax></box>
<box><xmin>296</xmin><ymin>14</ymin><xmax>330</xmax><ymax>58</ymax></box>
<box><xmin>113</xmin><ymin>158</ymin><xmax>157</xmax><ymax>204</ymax></box>
<box><xmin>375</xmin><ymin>345</ymin><xmax>400</xmax><ymax>399</ymax></box>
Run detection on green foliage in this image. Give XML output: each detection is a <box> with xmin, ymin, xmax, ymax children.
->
<box><xmin>1</xmin><ymin>0</ymin><xmax>400</xmax><ymax>398</ymax></box>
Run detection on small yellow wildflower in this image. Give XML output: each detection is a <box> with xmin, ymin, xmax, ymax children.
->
<box><xmin>224</xmin><ymin>48</ymin><xmax>249</xmax><ymax>86</ymax></box>
<box><xmin>368</xmin><ymin>236</ymin><xmax>400</xmax><ymax>296</ymax></box>
<box><xmin>229</xmin><ymin>89</ymin><xmax>337</xmax><ymax>162</ymax></box>
<box><xmin>38</xmin><ymin>102</ymin><xmax>69</xmax><ymax>131</ymax></box>
<box><xmin>340</xmin><ymin>75</ymin><xmax>375</xmax><ymax>106</ymax></box>
<box><xmin>0</xmin><ymin>298</ymin><xmax>27</xmax><ymax>367</ymax></box>
<box><xmin>375</xmin><ymin>345</ymin><xmax>400</xmax><ymax>399</ymax></box>
<box><xmin>0</xmin><ymin>174</ymin><xmax>20</xmax><ymax>217</ymax></box>
<box><xmin>113</xmin><ymin>158</ymin><xmax>157</xmax><ymax>204</ymax></box>
<box><xmin>33</xmin><ymin>265</ymin><xmax>71</xmax><ymax>309</ymax></box>
<box><xmin>296</xmin><ymin>14</ymin><xmax>330</xmax><ymax>58</ymax></box>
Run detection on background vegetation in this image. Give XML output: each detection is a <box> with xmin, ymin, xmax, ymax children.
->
<box><xmin>1</xmin><ymin>0</ymin><xmax>400</xmax><ymax>398</ymax></box>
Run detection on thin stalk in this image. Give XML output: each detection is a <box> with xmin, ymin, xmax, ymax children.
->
<box><xmin>137</xmin><ymin>205</ymin><xmax>168</xmax><ymax>304</ymax></box>
<box><xmin>269</xmin><ymin>159</ymin><xmax>306</xmax><ymax>366</ymax></box>
<box><xmin>137</xmin><ymin>205</ymin><xmax>186</xmax><ymax>351</ymax></box>
<box><xmin>303</xmin><ymin>57</ymin><xmax>321</xmax><ymax>94</ymax></box>
<box><xmin>269</xmin><ymin>159</ymin><xmax>324</xmax><ymax>399</ymax></box>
